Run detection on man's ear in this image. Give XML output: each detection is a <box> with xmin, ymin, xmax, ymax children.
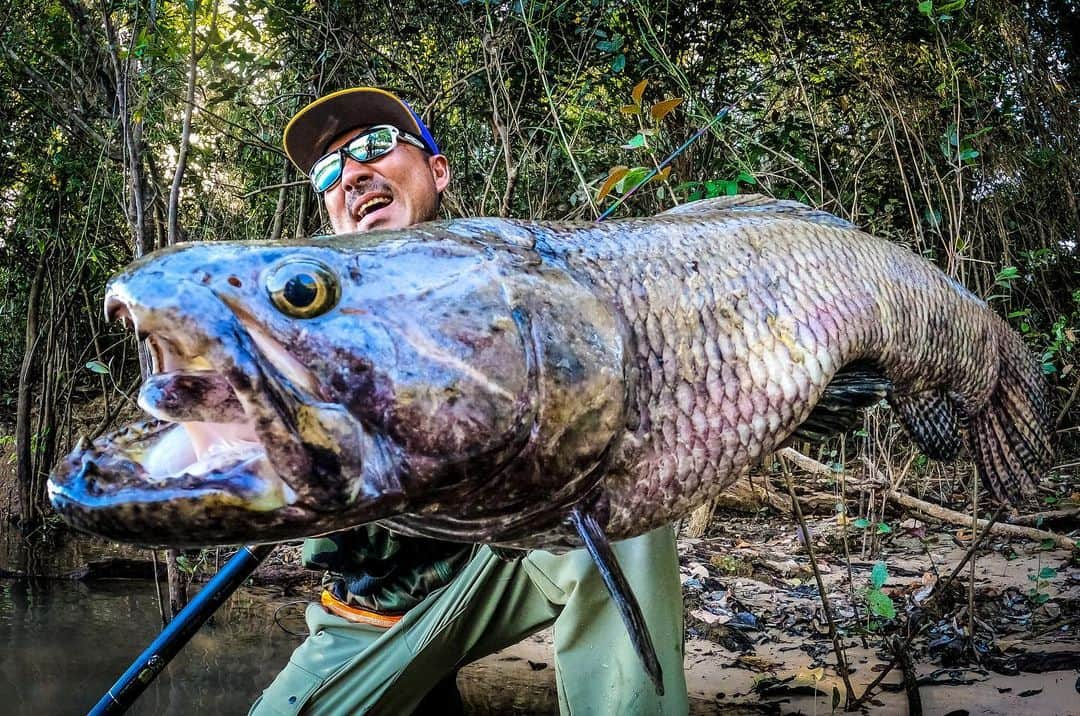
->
<box><xmin>429</xmin><ymin>154</ymin><xmax>451</xmax><ymax>193</ymax></box>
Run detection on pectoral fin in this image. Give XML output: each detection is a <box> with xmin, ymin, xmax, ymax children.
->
<box><xmin>569</xmin><ymin>507</ymin><xmax>664</xmax><ymax>694</ymax></box>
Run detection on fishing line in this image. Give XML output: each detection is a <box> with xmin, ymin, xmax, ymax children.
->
<box><xmin>273</xmin><ymin>600</ymin><xmax>310</xmax><ymax>637</ymax></box>
<box><xmin>596</xmin><ymin>101</ymin><xmax>740</xmax><ymax>223</ymax></box>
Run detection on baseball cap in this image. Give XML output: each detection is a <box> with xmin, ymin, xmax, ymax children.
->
<box><xmin>282</xmin><ymin>87</ymin><xmax>441</xmax><ymax>175</ymax></box>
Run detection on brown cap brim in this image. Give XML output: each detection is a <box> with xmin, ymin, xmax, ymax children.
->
<box><xmin>283</xmin><ymin>87</ymin><xmax>432</xmax><ymax>175</ymax></box>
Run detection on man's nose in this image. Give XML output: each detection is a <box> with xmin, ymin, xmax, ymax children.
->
<box><xmin>340</xmin><ymin>155</ymin><xmax>375</xmax><ymax>193</ymax></box>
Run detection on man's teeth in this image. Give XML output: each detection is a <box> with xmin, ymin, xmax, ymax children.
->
<box><xmin>358</xmin><ymin>197</ymin><xmax>390</xmax><ymax>219</ymax></box>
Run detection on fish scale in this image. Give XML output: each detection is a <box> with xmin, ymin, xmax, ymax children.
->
<box><xmin>520</xmin><ymin>198</ymin><xmax>1048</xmax><ymax>537</ymax></box>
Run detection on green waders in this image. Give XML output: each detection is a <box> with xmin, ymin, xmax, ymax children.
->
<box><xmin>250</xmin><ymin>525</ymin><xmax>688</xmax><ymax>715</ymax></box>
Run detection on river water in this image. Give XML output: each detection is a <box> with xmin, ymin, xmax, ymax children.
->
<box><xmin>0</xmin><ymin>529</ymin><xmax>302</xmax><ymax>715</ymax></box>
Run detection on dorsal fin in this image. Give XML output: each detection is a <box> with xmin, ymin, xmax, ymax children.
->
<box><xmin>659</xmin><ymin>194</ymin><xmax>858</xmax><ymax>230</ymax></box>
<box><xmin>569</xmin><ymin>507</ymin><xmax>664</xmax><ymax>695</ymax></box>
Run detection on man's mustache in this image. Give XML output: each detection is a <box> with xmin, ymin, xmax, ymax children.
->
<box><xmin>345</xmin><ymin>181</ymin><xmax>393</xmax><ymax>214</ymax></box>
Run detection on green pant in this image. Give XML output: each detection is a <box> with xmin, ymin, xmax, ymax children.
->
<box><xmin>250</xmin><ymin>525</ymin><xmax>688</xmax><ymax>715</ymax></box>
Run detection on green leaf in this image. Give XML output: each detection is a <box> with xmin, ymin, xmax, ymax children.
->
<box><xmin>622</xmin><ymin>133</ymin><xmax>646</xmax><ymax>150</ymax></box>
<box><xmin>611</xmin><ymin>54</ymin><xmax>626</xmax><ymax>73</ymax></box>
<box><xmin>617</xmin><ymin>166</ymin><xmax>652</xmax><ymax>193</ymax></box>
<box><xmin>871</xmin><ymin>561</ymin><xmax>888</xmax><ymax>589</ymax></box>
<box><xmin>958</xmin><ymin>148</ymin><xmax>979</xmax><ymax>162</ymax></box>
<box><xmin>238</xmin><ymin>20</ymin><xmax>261</xmax><ymax>42</ymax></box>
<box><xmin>1038</xmin><ymin>566</ymin><xmax>1057</xmax><ymax>580</ymax></box>
<box><xmin>876</xmin><ymin>522</ymin><xmax>893</xmax><ymax>535</ymax></box>
<box><xmin>85</xmin><ymin>360</ymin><xmax>110</xmax><ymax>375</ymax></box>
<box><xmin>918</xmin><ymin>0</ymin><xmax>933</xmax><ymax>15</ymax></box>
<box><xmin>937</xmin><ymin>0</ymin><xmax>966</xmax><ymax>11</ymax></box>
<box><xmin>995</xmin><ymin>266</ymin><xmax>1020</xmax><ymax>284</ymax></box>
<box><xmin>736</xmin><ymin>171</ymin><xmax>757</xmax><ymax>185</ymax></box>
<box><xmin>867</xmin><ymin>589</ymin><xmax>896</xmax><ymax>619</ymax></box>
<box><xmin>852</xmin><ymin>518</ymin><xmax>871</xmax><ymax>529</ymax></box>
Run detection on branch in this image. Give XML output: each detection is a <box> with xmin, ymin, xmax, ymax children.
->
<box><xmin>1056</xmin><ymin>376</ymin><xmax>1079</xmax><ymax>428</ymax></box>
<box><xmin>780</xmin><ymin>457</ymin><xmax>857</xmax><ymax>709</ymax></box>
<box><xmin>243</xmin><ymin>178</ymin><xmax>308</xmax><ymax>199</ymax></box>
<box><xmin>887</xmin><ymin>490</ymin><xmax>1077</xmax><ymax>551</ymax></box>
<box><xmin>168</xmin><ymin>0</ymin><xmax>217</xmax><ymax>246</ymax></box>
<box><xmin>1</xmin><ymin>44</ymin><xmax>117</xmax><ymax>155</ymax></box>
<box><xmin>777</xmin><ymin>446</ymin><xmax>835</xmax><ymax>475</ymax></box>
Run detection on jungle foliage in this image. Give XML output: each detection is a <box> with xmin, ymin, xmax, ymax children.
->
<box><xmin>1</xmin><ymin>0</ymin><xmax>1077</xmax><ymax>523</ymax></box>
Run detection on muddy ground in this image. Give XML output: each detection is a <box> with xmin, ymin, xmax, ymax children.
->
<box><xmin>454</xmin><ymin>513</ymin><xmax>1080</xmax><ymax>715</ymax></box>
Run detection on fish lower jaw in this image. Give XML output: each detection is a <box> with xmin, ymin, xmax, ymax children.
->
<box><xmin>144</xmin><ymin>422</ymin><xmax>299</xmax><ymax>510</ymax></box>
<box><xmin>47</xmin><ymin>419</ymin><xmax>300</xmax><ymax>527</ymax></box>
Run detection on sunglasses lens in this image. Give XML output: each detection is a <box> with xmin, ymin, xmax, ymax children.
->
<box><xmin>310</xmin><ymin>153</ymin><xmax>343</xmax><ymax>193</ymax></box>
<box><xmin>309</xmin><ymin>127</ymin><xmax>402</xmax><ymax>193</ymax></box>
<box><xmin>344</xmin><ymin>127</ymin><xmax>396</xmax><ymax>163</ymax></box>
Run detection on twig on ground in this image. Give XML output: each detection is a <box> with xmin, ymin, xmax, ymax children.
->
<box><xmin>930</xmin><ymin>504</ymin><xmax>1007</xmax><ymax>604</ymax></box>
<box><xmin>780</xmin><ymin>456</ymin><xmax>857</xmax><ymax>709</ymax></box>
<box><xmin>891</xmin><ymin>636</ymin><xmax>923</xmax><ymax>716</ymax></box>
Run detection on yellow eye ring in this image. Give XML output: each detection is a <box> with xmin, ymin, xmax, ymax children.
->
<box><xmin>266</xmin><ymin>260</ymin><xmax>340</xmax><ymax>318</ymax></box>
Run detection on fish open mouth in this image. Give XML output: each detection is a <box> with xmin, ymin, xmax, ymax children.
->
<box><xmin>47</xmin><ymin>273</ymin><xmax>401</xmax><ymax>547</ymax></box>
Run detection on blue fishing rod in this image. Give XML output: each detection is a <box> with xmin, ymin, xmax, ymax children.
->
<box><xmin>88</xmin><ymin>103</ymin><xmax>731</xmax><ymax>716</ymax></box>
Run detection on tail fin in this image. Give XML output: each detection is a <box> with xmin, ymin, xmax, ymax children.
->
<box><xmin>889</xmin><ymin>321</ymin><xmax>1052</xmax><ymax>503</ymax></box>
<box><xmin>964</xmin><ymin>322</ymin><xmax>1053</xmax><ymax>503</ymax></box>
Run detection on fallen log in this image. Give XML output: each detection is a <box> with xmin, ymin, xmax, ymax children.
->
<box><xmin>65</xmin><ymin>557</ymin><xmax>166</xmax><ymax>581</ymax></box>
<box><xmin>885</xmin><ymin>490</ymin><xmax>1078</xmax><ymax>551</ymax></box>
<box><xmin>1006</xmin><ymin>507</ymin><xmax>1080</xmax><ymax>527</ymax></box>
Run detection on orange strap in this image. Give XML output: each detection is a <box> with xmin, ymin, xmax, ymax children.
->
<box><xmin>320</xmin><ymin>590</ymin><xmax>403</xmax><ymax>628</ymax></box>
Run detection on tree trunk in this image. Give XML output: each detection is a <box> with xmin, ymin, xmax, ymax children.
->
<box><xmin>269</xmin><ymin>160</ymin><xmax>290</xmax><ymax>242</ymax></box>
<box><xmin>167</xmin><ymin>549</ymin><xmax>189</xmax><ymax>618</ymax></box>
<box><xmin>14</xmin><ymin>255</ymin><xmax>47</xmax><ymax>529</ymax></box>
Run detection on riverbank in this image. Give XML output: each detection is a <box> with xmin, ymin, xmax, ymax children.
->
<box><xmin>4</xmin><ymin>511</ymin><xmax>1076</xmax><ymax>714</ymax></box>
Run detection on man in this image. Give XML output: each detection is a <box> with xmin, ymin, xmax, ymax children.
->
<box><xmin>250</xmin><ymin>87</ymin><xmax>688</xmax><ymax>716</ymax></box>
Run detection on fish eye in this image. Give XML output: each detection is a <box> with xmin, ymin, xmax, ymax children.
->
<box><xmin>266</xmin><ymin>260</ymin><xmax>340</xmax><ymax>318</ymax></box>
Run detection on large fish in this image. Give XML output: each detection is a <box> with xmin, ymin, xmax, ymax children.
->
<box><xmin>48</xmin><ymin>195</ymin><xmax>1052</xmax><ymax>689</ymax></box>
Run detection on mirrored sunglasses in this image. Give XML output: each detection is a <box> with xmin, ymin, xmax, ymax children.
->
<box><xmin>309</xmin><ymin>125</ymin><xmax>427</xmax><ymax>193</ymax></box>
